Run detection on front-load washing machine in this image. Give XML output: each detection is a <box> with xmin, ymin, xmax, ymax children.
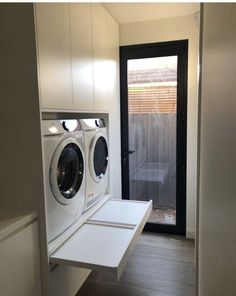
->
<box><xmin>42</xmin><ymin>119</ymin><xmax>85</xmax><ymax>242</ymax></box>
<box><xmin>80</xmin><ymin>119</ymin><xmax>109</xmax><ymax>211</ymax></box>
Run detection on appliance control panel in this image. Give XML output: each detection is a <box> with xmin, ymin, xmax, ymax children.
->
<box><xmin>60</xmin><ymin>120</ymin><xmax>82</xmax><ymax>132</ymax></box>
<box><xmin>95</xmin><ymin>118</ymin><xmax>105</xmax><ymax>128</ymax></box>
<box><xmin>80</xmin><ymin>118</ymin><xmax>106</xmax><ymax>130</ymax></box>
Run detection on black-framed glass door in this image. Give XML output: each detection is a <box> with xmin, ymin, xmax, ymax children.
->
<box><xmin>120</xmin><ymin>40</ymin><xmax>188</xmax><ymax>235</ymax></box>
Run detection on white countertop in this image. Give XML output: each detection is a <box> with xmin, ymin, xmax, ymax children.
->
<box><xmin>0</xmin><ymin>210</ymin><xmax>37</xmax><ymax>242</ymax></box>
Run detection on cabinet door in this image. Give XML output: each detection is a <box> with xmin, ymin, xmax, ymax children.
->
<box><xmin>35</xmin><ymin>4</ymin><xmax>73</xmax><ymax>110</ymax></box>
<box><xmin>92</xmin><ymin>4</ymin><xmax>110</xmax><ymax>111</ymax></box>
<box><xmin>70</xmin><ymin>4</ymin><xmax>94</xmax><ymax>111</ymax></box>
<box><xmin>106</xmin><ymin>11</ymin><xmax>119</xmax><ymax>104</ymax></box>
<box><xmin>0</xmin><ymin>221</ymin><xmax>42</xmax><ymax>296</ymax></box>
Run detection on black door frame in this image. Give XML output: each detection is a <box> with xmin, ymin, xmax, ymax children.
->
<box><xmin>120</xmin><ymin>40</ymin><xmax>188</xmax><ymax>236</ymax></box>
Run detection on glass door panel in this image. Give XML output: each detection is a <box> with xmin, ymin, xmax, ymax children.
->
<box><xmin>127</xmin><ymin>56</ymin><xmax>177</xmax><ymax>225</ymax></box>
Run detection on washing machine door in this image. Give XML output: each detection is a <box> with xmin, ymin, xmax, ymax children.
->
<box><xmin>50</xmin><ymin>137</ymin><xmax>84</xmax><ymax>205</ymax></box>
<box><xmin>90</xmin><ymin>131</ymin><xmax>108</xmax><ymax>183</ymax></box>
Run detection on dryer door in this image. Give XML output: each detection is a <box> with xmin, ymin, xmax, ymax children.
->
<box><xmin>50</xmin><ymin>137</ymin><xmax>84</xmax><ymax>204</ymax></box>
<box><xmin>90</xmin><ymin>131</ymin><xmax>108</xmax><ymax>183</ymax></box>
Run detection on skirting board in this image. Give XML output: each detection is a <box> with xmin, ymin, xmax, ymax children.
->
<box><xmin>186</xmin><ymin>227</ymin><xmax>195</xmax><ymax>239</ymax></box>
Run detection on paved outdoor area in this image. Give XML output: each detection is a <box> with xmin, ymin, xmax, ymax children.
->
<box><xmin>148</xmin><ymin>208</ymin><xmax>176</xmax><ymax>225</ymax></box>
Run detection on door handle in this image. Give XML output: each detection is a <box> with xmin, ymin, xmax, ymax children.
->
<box><xmin>123</xmin><ymin>148</ymin><xmax>136</xmax><ymax>155</ymax></box>
<box><xmin>127</xmin><ymin>149</ymin><xmax>135</xmax><ymax>155</ymax></box>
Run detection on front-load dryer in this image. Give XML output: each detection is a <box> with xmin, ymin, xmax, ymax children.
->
<box><xmin>80</xmin><ymin>119</ymin><xmax>109</xmax><ymax>211</ymax></box>
<box><xmin>42</xmin><ymin>119</ymin><xmax>85</xmax><ymax>242</ymax></box>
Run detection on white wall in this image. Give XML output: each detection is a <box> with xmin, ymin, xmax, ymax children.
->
<box><xmin>120</xmin><ymin>13</ymin><xmax>200</xmax><ymax>239</ymax></box>
<box><xmin>198</xmin><ymin>4</ymin><xmax>236</xmax><ymax>295</ymax></box>
<box><xmin>0</xmin><ymin>4</ymin><xmax>44</xmax><ymax>213</ymax></box>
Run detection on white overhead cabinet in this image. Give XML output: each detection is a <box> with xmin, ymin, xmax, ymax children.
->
<box><xmin>50</xmin><ymin>199</ymin><xmax>152</xmax><ymax>280</ymax></box>
<box><xmin>35</xmin><ymin>4</ymin><xmax>73</xmax><ymax>110</ymax></box>
<box><xmin>92</xmin><ymin>4</ymin><xmax>119</xmax><ymax>112</ymax></box>
<box><xmin>107</xmin><ymin>10</ymin><xmax>119</xmax><ymax>104</ymax></box>
<box><xmin>35</xmin><ymin>3</ymin><xmax>117</xmax><ymax>112</ymax></box>
<box><xmin>92</xmin><ymin>4</ymin><xmax>110</xmax><ymax>111</ymax></box>
<box><xmin>70</xmin><ymin>4</ymin><xmax>94</xmax><ymax>111</ymax></box>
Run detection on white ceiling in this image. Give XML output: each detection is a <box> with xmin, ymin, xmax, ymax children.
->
<box><xmin>103</xmin><ymin>3</ymin><xmax>200</xmax><ymax>24</ymax></box>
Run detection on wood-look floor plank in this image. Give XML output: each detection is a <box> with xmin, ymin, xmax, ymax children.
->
<box><xmin>77</xmin><ymin>233</ymin><xmax>195</xmax><ymax>296</ymax></box>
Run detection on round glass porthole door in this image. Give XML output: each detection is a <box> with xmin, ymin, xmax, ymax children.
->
<box><xmin>90</xmin><ymin>133</ymin><xmax>108</xmax><ymax>182</ymax></box>
<box><xmin>50</xmin><ymin>138</ymin><xmax>84</xmax><ymax>204</ymax></box>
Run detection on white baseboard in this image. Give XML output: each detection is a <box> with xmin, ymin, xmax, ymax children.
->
<box><xmin>186</xmin><ymin>227</ymin><xmax>195</xmax><ymax>239</ymax></box>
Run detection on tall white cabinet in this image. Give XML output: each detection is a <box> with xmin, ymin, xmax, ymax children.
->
<box><xmin>35</xmin><ymin>3</ymin><xmax>121</xmax><ymax>296</ymax></box>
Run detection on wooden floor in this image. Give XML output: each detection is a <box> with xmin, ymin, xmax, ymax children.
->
<box><xmin>77</xmin><ymin>233</ymin><xmax>195</xmax><ymax>296</ymax></box>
